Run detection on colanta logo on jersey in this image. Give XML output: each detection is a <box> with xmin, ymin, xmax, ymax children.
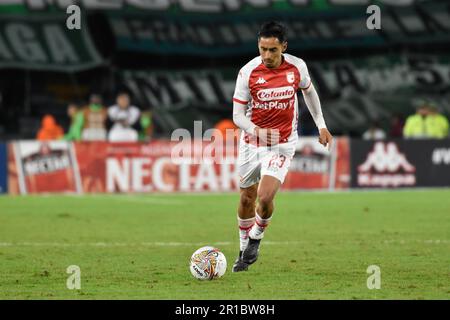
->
<box><xmin>257</xmin><ymin>86</ymin><xmax>295</xmax><ymax>101</ymax></box>
<box><xmin>357</xmin><ymin>142</ymin><xmax>416</xmax><ymax>187</ymax></box>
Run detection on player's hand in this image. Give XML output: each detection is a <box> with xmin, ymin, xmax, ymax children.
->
<box><xmin>254</xmin><ymin>127</ymin><xmax>280</xmax><ymax>146</ymax></box>
<box><xmin>319</xmin><ymin>128</ymin><xmax>333</xmax><ymax>151</ymax></box>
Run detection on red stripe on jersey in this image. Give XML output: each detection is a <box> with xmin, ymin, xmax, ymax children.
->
<box><xmin>233</xmin><ymin>98</ymin><xmax>248</xmax><ymax>105</ymax></box>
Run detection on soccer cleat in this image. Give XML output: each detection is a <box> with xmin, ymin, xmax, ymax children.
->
<box><xmin>242</xmin><ymin>238</ymin><xmax>261</xmax><ymax>265</ymax></box>
<box><xmin>232</xmin><ymin>251</ymin><xmax>248</xmax><ymax>272</ymax></box>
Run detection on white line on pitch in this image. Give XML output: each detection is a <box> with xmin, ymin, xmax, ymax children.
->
<box><xmin>0</xmin><ymin>240</ymin><xmax>448</xmax><ymax>247</ymax></box>
<box><xmin>66</xmin><ymin>195</ymin><xmax>187</xmax><ymax>205</ymax></box>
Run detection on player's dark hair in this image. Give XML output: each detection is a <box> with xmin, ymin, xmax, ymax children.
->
<box><xmin>258</xmin><ymin>21</ymin><xmax>288</xmax><ymax>44</ymax></box>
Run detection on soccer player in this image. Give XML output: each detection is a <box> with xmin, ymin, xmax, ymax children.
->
<box><xmin>231</xmin><ymin>21</ymin><xmax>333</xmax><ymax>272</ymax></box>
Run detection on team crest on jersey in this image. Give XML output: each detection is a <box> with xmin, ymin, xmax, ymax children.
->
<box><xmin>286</xmin><ymin>72</ymin><xmax>295</xmax><ymax>83</ymax></box>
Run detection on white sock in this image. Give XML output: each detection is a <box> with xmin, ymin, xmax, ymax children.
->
<box><xmin>248</xmin><ymin>211</ymin><xmax>272</xmax><ymax>240</ymax></box>
<box><xmin>238</xmin><ymin>216</ymin><xmax>255</xmax><ymax>251</ymax></box>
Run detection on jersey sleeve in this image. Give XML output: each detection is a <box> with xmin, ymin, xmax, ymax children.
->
<box><xmin>298</xmin><ymin>59</ymin><xmax>312</xmax><ymax>90</ymax></box>
<box><xmin>233</xmin><ymin>68</ymin><xmax>250</xmax><ymax>105</ymax></box>
<box><xmin>129</xmin><ymin>107</ymin><xmax>141</xmax><ymax>125</ymax></box>
<box><xmin>107</xmin><ymin>106</ymin><xmax>117</xmax><ymax>120</ymax></box>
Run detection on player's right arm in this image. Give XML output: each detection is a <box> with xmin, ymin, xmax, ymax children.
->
<box><xmin>232</xmin><ymin>69</ymin><xmax>279</xmax><ymax>145</ymax></box>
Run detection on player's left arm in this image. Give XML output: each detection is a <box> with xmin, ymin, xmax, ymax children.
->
<box><xmin>296</xmin><ymin>57</ymin><xmax>332</xmax><ymax>149</ymax></box>
<box><xmin>301</xmin><ymin>84</ymin><xmax>333</xmax><ymax>150</ymax></box>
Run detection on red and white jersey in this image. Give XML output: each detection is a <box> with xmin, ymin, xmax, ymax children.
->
<box><xmin>233</xmin><ymin>53</ymin><xmax>311</xmax><ymax>144</ymax></box>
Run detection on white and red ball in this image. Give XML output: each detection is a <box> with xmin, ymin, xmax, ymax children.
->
<box><xmin>189</xmin><ymin>246</ymin><xmax>227</xmax><ymax>280</ymax></box>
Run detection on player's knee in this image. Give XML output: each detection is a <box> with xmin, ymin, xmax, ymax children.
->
<box><xmin>240</xmin><ymin>191</ymin><xmax>257</xmax><ymax>208</ymax></box>
<box><xmin>257</xmin><ymin>192</ymin><xmax>274</xmax><ymax>208</ymax></box>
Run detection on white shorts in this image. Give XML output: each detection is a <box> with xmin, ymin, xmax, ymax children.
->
<box><xmin>237</xmin><ymin>137</ymin><xmax>297</xmax><ymax>189</ymax></box>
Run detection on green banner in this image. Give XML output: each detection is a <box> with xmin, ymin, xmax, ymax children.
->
<box><xmin>107</xmin><ymin>1</ymin><xmax>450</xmax><ymax>55</ymax></box>
<box><xmin>0</xmin><ymin>14</ymin><xmax>103</xmax><ymax>71</ymax></box>
<box><xmin>0</xmin><ymin>0</ymin><xmax>437</xmax><ymax>14</ymax></box>
<box><xmin>1</xmin><ymin>1</ymin><xmax>448</xmax><ymax>56</ymax></box>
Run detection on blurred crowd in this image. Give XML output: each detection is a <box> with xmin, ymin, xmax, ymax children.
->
<box><xmin>362</xmin><ymin>101</ymin><xmax>449</xmax><ymax>140</ymax></box>
<box><xmin>35</xmin><ymin>96</ymin><xmax>449</xmax><ymax>142</ymax></box>
<box><xmin>36</xmin><ymin>92</ymin><xmax>154</xmax><ymax>142</ymax></box>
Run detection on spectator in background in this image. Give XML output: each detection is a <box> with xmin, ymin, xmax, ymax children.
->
<box><xmin>139</xmin><ymin>110</ymin><xmax>154</xmax><ymax>142</ymax></box>
<box><xmin>36</xmin><ymin>115</ymin><xmax>64</xmax><ymax>141</ymax></box>
<box><xmin>214</xmin><ymin>118</ymin><xmax>239</xmax><ymax>143</ymax></box>
<box><xmin>362</xmin><ymin>120</ymin><xmax>386</xmax><ymax>140</ymax></box>
<box><xmin>107</xmin><ymin>91</ymin><xmax>141</xmax><ymax>142</ymax></box>
<box><xmin>426</xmin><ymin>105</ymin><xmax>449</xmax><ymax>139</ymax></box>
<box><xmin>403</xmin><ymin>104</ymin><xmax>429</xmax><ymax>139</ymax></box>
<box><xmin>389</xmin><ymin>113</ymin><xmax>405</xmax><ymax>138</ymax></box>
<box><xmin>403</xmin><ymin>102</ymin><xmax>449</xmax><ymax>139</ymax></box>
<box><xmin>81</xmin><ymin>93</ymin><xmax>108</xmax><ymax>141</ymax></box>
<box><xmin>64</xmin><ymin>102</ymin><xmax>84</xmax><ymax>141</ymax></box>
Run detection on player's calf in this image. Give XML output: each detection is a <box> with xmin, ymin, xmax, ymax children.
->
<box><xmin>238</xmin><ymin>216</ymin><xmax>255</xmax><ymax>251</ymax></box>
<box><xmin>248</xmin><ymin>211</ymin><xmax>272</xmax><ymax>240</ymax></box>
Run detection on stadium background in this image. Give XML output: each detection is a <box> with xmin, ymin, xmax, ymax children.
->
<box><xmin>0</xmin><ymin>0</ymin><xmax>449</xmax><ymax>300</ymax></box>
<box><xmin>1</xmin><ymin>0</ymin><xmax>450</xmax><ymax>194</ymax></box>
<box><xmin>1</xmin><ymin>0</ymin><xmax>449</xmax><ymax>139</ymax></box>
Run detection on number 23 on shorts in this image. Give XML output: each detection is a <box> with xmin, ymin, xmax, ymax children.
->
<box><xmin>267</xmin><ymin>154</ymin><xmax>287</xmax><ymax>171</ymax></box>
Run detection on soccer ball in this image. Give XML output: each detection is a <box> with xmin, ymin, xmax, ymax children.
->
<box><xmin>189</xmin><ymin>246</ymin><xmax>227</xmax><ymax>280</ymax></box>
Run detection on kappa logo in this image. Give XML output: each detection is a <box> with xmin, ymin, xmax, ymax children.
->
<box><xmin>256</xmin><ymin>77</ymin><xmax>267</xmax><ymax>85</ymax></box>
<box><xmin>358</xmin><ymin>142</ymin><xmax>415</xmax><ymax>173</ymax></box>
<box><xmin>357</xmin><ymin>142</ymin><xmax>416</xmax><ymax>187</ymax></box>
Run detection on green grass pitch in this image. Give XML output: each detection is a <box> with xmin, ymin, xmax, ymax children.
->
<box><xmin>0</xmin><ymin>190</ymin><xmax>449</xmax><ymax>299</ymax></box>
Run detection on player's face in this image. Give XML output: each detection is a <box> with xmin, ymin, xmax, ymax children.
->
<box><xmin>258</xmin><ymin>37</ymin><xmax>287</xmax><ymax>69</ymax></box>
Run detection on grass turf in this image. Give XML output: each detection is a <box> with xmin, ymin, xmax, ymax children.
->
<box><xmin>0</xmin><ymin>190</ymin><xmax>449</xmax><ymax>299</ymax></box>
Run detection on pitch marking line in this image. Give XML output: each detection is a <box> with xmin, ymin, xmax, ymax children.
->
<box><xmin>0</xmin><ymin>240</ymin><xmax>448</xmax><ymax>247</ymax></box>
